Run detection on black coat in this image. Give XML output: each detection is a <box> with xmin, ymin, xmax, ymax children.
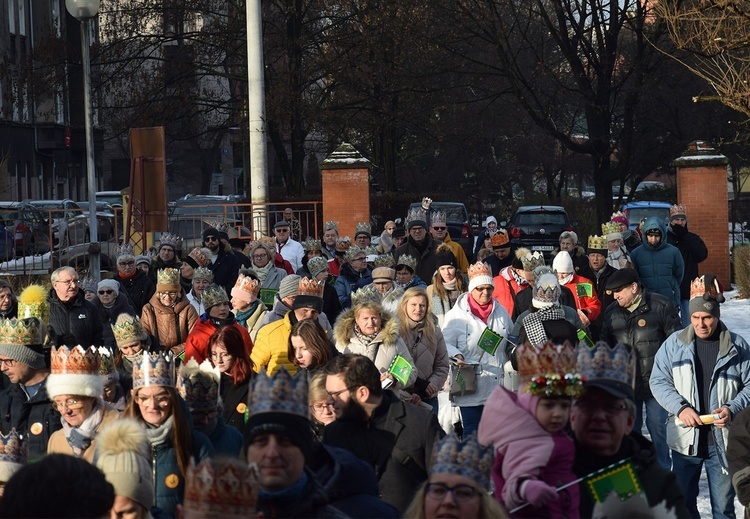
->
<box><xmin>667</xmin><ymin>224</ymin><xmax>708</xmax><ymax>300</ymax></box>
<box><xmin>94</xmin><ymin>293</ymin><xmax>137</xmax><ymax>348</ymax></box>
<box><xmin>0</xmin><ymin>379</ymin><xmax>62</xmax><ymax>462</ymax></box>
<box><xmin>323</xmin><ymin>391</ymin><xmax>444</xmax><ymax>512</ymax></box>
<box><xmin>116</xmin><ymin>270</ymin><xmax>155</xmax><ymax>316</ymax></box>
<box><xmin>220</xmin><ymin>373</ymin><xmax>250</xmax><ymax>432</ymax></box>
<box><xmin>518</xmin><ymin>315</ymin><xmax>579</xmax><ymax>346</ymax></box>
<box><xmin>599</xmin><ymin>289</ymin><xmax>680</xmax><ymax>399</ymax></box>
<box><xmin>393</xmin><ymin>237</ymin><xmax>439</xmax><ymax>286</ymax></box>
<box><xmin>483</xmin><ymin>252</ymin><xmax>514</xmax><ymax>277</ymax></box>
<box><xmin>579</xmin><ymin>263</ymin><xmax>618</xmax><ymax>341</ymax></box>
<box><xmin>48</xmin><ymin>289</ymin><xmax>104</xmax><ymax>348</ymax></box>
<box><xmin>209</xmin><ymin>249</ymin><xmax>241</xmax><ymax>294</ymax></box>
<box><xmin>727</xmin><ymin>405</ymin><xmax>750</xmax><ymax>506</ymax></box>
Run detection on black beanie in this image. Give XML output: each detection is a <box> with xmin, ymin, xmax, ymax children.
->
<box><xmin>436</xmin><ymin>248</ymin><xmax>457</xmax><ymax>269</ymax></box>
<box><xmin>244</xmin><ymin>412</ymin><xmax>313</xmax><ymax>461</ymax></box>
<box><xmin>202</xmin><ymin>227</ymin><xmax>220</xmax><ymax>240</ymax></box>
<box><xmin>292</xmin><ymin>295</ymin><xmax>323</xmax><ymax>314</ymax></box>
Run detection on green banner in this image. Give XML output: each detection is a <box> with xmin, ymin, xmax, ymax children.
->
<box><xmin>585</xmin><ymin>459</ymin><xmax>642</xmax><ymax>503</ymax></box>
<box><xmin>477</xmin><ymin>327</ymin><xmax>503</xmax><ymax>356</ymax></box>
<box><xmin>260</xmin><ymin>288</ymin><xmax>278</xmax><ymax>309</ymax></box>
<box><xmin>387</xmin><ymin>354</ymin><xmax>414</xmax><ymax>386</ymax></box>
<box><xmin>576</xmin><ymin>282</ymin><xmax>593</xmax><ymax>298</ymax></box>
<box><xmin>577</xmin><ymin>328</ymin><xmax>595</xmax><ymax>348</ymax></box>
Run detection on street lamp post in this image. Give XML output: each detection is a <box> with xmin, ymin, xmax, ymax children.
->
<box><xmin>66</xmin><ymin>0</ymin><xmax>100</xmax><ymax>281</ymax></box>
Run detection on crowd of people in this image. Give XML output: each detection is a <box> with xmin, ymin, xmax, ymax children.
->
<box><xmin>0</xmin><ymin>199</ymin><xmax>747</xmax><ymax>519</ymax></box>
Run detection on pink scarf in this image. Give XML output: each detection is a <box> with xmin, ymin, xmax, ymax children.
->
<box><xmin>468</xmin><ymin>295</ymin><xmax>492</xmax><ymax>324</ymax></box>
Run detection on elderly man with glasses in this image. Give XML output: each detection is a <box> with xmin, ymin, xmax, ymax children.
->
<box><xmin>48</xmin><ymin>266</ymin><xmax>103</xmax><ymax>348</ymax></box>
<box><xmin>274</xmin><ymin>219</ymin><xmax>304</xmax><ymax>273</ymax></box>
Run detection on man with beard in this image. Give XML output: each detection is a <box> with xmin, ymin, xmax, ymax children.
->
<box><xmin>666</xmin><ymin>204</ymin><xmax>708</xmax><ymax>326</ymax></box>
<box><xmin>203</xmin><ymin>227</ymin><xmax>240</xmax><ymax>295</ymax></box>
<box><xmin>323</xmin><ymin>354</ymin><xmax>443</xmax><ymax>513</ymax></box>
<box><xmin>393</xmin><ymin>206</ymin><xmax>439</xmax><ymax>284</ymax></box>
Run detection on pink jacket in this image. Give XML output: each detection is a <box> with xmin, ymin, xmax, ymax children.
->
<box><xmin>478</xmin><ymin>386</ymin><xmax>579</xmax><ymax>518</ymax></box>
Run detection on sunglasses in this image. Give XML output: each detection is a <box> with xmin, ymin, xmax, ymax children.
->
<box><xmin>204</xmin><ymin>236</ymin><xmax>219</xmax><ymax>242</ymax></box>
<box><xmin>432</xmin><ymin>226</ymin><xmax>447</xmax><ymax>231</ymax></box>
<box><xmin>98</xmin><ymin>290</ymin><xmax>114</xmax><ymax>295</ymax></box>
<box><xmin>275</xmin><ymin>228</ymin><xmax>290</xmax><ymax>233</ymax></box>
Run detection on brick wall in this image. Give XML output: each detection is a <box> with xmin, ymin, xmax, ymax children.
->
<box><xmin>674</xmin><ymin>142</ymin><xmax>730</xmax><ymax>287</ymax></box>
<box><xmin>320</xmin><ymin>143</ymin><xmax>371</xmax><ymax>237</ymax></box>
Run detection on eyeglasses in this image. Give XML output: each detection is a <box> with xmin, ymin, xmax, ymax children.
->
<box><xmin>210</xmin><ymin>352</ymin><xmax>233</xmax><ymax>361</ymax></box>
<box><xmin>53</xmin><ymin>399</ymin><xmax>85</xmax><ymax>411</ymax></box>
<box><xmin>431</xmin><ymin>226</ymin><xmax>447</xmax><ymax>231</ymax></box>
<box><xmin>118</xmin><ymin>261</ymin><xmax>135</xmax><ymax>266</ymax></box>
<box><xmin>158</xmin><ymin>291</ymin><xmax>178</xmax><ymax>297</ymax></box>
<box><xmin>310</xmin><ymin>403</ymin><xmax>333</xmax><ymax>412</ymax></box>
<box><xmin>0</xmin><ymin>358</ymin><xmax>16</xmax><ymax>368</ymax></box>
<box><xmin>275</xmin><ymin>228</ymin><xmax>290</xmax><ymax>233</ymax></box>
<box><xmin>350</xmin><ymin>257</ymin><xmax>366</xmax><ymax>263</ymax></box>
<box><xmin>425</xmin><ymin>483</ymin><xmax>479</xmax><ymax>502</ymax></box>
<box><xmin>136</xmin><ymin>394</ymin><xmax>171</xmax><ymax>408</ymax></box>
<box><xmin>573</xmin><ymin>400</ymin><xmax>628</xmax><ymax>416</ymax></box>
<box><xmin>473</xmin><ymin>286</ymin><xmax>493</xmax><ymax>292</ymax></box>
<box><xmin>252</xmin><ymin>254</ymin><xmax>267</xmax><ymax>260</ymax></box>
<box><xmin>98</xmin><ymin>290</ymin><xmax>114</xmax><ymax>295</ymax></box>
<box><xmin>326</xmin><ymin>388</ymin><xmax>351</xmax><ymax>399</ymax></box>
<box><xmin>55</xmin><ymin>278</ymin><xmax>79</xmax><ymax>286</ymax></box>
<box><xmin>204</xmin><ymin>236</ymin><xmax>219</xmax><ymax>242</ymax></box>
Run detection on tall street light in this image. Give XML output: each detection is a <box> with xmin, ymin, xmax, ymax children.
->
<box><xmin>66</xmin><ymin>0</ymin><xmax>100</xmax><ymax>281</ymax></box>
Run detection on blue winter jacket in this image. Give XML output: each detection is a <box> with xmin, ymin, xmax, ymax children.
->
<box><xmin>630</xmin><ymin>217</ymin><xmax>684</xmax><ymax>310</ymax></box>
<box><xmin>207</xmin><ymin>416</ymin><xmax>243</xmax><ymax>457</ymax></box>
<box><xmin>650</xmin><ymin>322</ymin><xmax>750</xmax><ymax>469</ymax></box>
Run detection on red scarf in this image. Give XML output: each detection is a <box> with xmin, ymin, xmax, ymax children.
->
<box><xmin>467</xmin><ymin>294</ymin><xmax>493</xmax><ymax>324</ymax></box>
<box><xmin>118</xmin><ymin>271</ymin><xmax>137</xmax><ymax>280</ymax></box>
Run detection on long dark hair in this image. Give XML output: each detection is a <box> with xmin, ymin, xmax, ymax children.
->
<box><xmin>287</xmin><ymin>318</ymin><xmax>332</xmax><ymax>370</ymax></box>
<box><xmin>208</xmin><ymin>326</ymin><xmax>253</xmax><ymax>385</ymax></box>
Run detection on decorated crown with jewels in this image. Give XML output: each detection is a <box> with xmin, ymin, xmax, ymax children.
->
<box><xmin>406</xmin><ymin>207</ymin><xmax>427</xmax><ymax>227</ymax></box>
<box><xmin>576</xmin><ymin>341</ymin><xmax>635</xmax><ymax>393</ymax></box>
<box><xmin>188</xmin><ymin>247</ymin><xmax>211</xmax><ymax>268</ymax></box>
<box><xmin>374</xmin><ymin>254</ymin><xmax>396</xmax><ymax>268</ymax></box>
<box><xmin>490</xmin><ymin>230</ymin><xmax>510</xmax><ymax>247</ymax></box>
<box><xmin>519</xmin><ymin>250</ymin><xmax>545</xmax><ymax>271</ymax></box>
<box><xmin>51</xmin><ymin>345</ymin><xmax>101</xmax><ymax>376</ymax></box>
<box><xmin>98</xmin><ymin>347</ymin><xmax>118</xmax><ymax>378</ymax></box>
<box><xmin>430</xmin><ymin>433</ymin><xmax>494</xmax><ymax>490</ymax></box>
<box><xmin>117</xmin><ymin>243</ymin><xmax>135</xmax><ymax>259</ymax></box>
<box><xmin>303</xmin><ymin>238</ymin><xmax>322</xmax><ymax>252</ymax></box>
<box><xmin>234</xmin><ymin>273</ymin><xmax>261</xmax><ymax>296</ymax></box>
<box><xmin>178</xmin><ymin>359</ymin><xmax>220</xmax><ymax>412</ymax></box>
<box><xmin>159</xmin><ymin>233</ymin><xmax>182</xmax><ymax>250</ymax></box>
<box><xmin>601</xmin><ymin>221</ymin><xmax>621</xmax><ymax>236</ymax></box>
<box><xmin>0</xmin><ymin>429</ymin><xmax>28</xmax><ymax>470</ymax></box>
<box><xmin>156</xmin><ymin>268</ymin><xmax>180</xmax><ymax>286</ymax></box>
<box><xmin>183</xmin><ymin>457</ymin><xmax>258</xmax><ymax>517</ymax></box>
<box><xmin>113</xmin><ymin>314</ymin><xmax>147</xmax><ymax>347</ymax></box>
<box><xmin>201</xmin><ymin>284</ymin><xmax>229</xmax><ymax>309</ymax></box>
<box><xmin>193</xmin><ymin>266</ymin><xmax>214</xmax><ymax>282</ymax></box>
<box><xmin>344</xmin><ymin>244</ymin><xmax>365</xmax><ymax>262</ymax></box>
<box><xmin>351</xmin><ymin>285</ymin><xmax>382</xmax><ymax>307</ymax></box>
<box><xmin>335</xmin><ymin>236</ymin><xmax>352</xmax><ymax>253</ymax></box>
<box><xmin>132</xmin><ymin>351</ymin><xmax>176</xmax><ymax>389</ymax></box>
<box><xmin>248</xmin><ymin>367</ymin><xmax>309</xmax><ymax>419</ymax></box>
<box><xmin>324</xmin><ymin>221</ymin><xmax>338</xmax><ymax>232</ymax></box>
<box><xmin>298</xmin><ymin>278</ymin><xmax>324</xmax><ymax>298</ymax></box>
<box><xmin>517</xmin><ymin>341</ymin><xmax>584</xmax><ymax>397</ymax></box>
<box><xmin>395</xmin><ymin>254</ymin><xmax>417</xmax><ymax>271</ymax></box>
<box><xmin>468</xmin><ymin>260</ymin><xmax>493</xmax><ymax>280</ymax></box>
<box><xmin>17</xmin><ymin>285</ymin><xmax>49</xmax><ymax>323</ymax></box>
<box><xmin>354</xmin><ymin>222</ymin><xmax>371</xmax><ymax>235</ymax></box>
<box><xmin>431</xmin><ymin>210</ymin><xmax>447</xmax><ymax>225</ymax></box>
<box><xmin>0</xmin><ymin>318</ymin><xmax>47</xmax><ymax>347</ymax></box>
<box><xmin>670</xmin><ymin>204</ymin><xmax>687</xmax><ymax>218</ymax></box>
<box><xmin>80</xmin><ymin>276</ymin><xmax>97</xmax><ymax>293</ymax></box>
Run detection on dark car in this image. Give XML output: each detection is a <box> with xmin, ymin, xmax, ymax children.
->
<box><xmin>407</xmin><ymin>201</ymin><xmax>474</xmax><ymax>260</ymax></box>
<box><xmin>503</xmin><ymin>205</ymin><xmax>574</xmax><ymax>259</ymax></box>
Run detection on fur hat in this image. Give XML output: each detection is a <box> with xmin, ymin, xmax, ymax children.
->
<box><xmin>94</xmin><ymin>419</ymin><xmax>154</xmax><ymax>510</ymax></box>
<box><xmin>467</xmin><ymin>262</ymin><xmax>493</xmax><ymax>292</ymax></box>
<box><xmin>17</xmin><ymin>285</ymin><xmax>48</xmax><ymax>323</ymax></box>
<box><xmin>278</xmin><ymin>275</ymin><xmax>301</xmax><ymax>300</ymax></box>
<box><xmin>46</xmin><ymin>346</ymin><xmax>103</xmax><ymax>399</ymax></box>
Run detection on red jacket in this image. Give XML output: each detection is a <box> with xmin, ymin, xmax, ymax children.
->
<box><xmin>184</xmin><ymin>317</ymin><xmax>253</xmax><ymax>364</ymax></box>
<box><xmin>492</xmin><ymin>267</ymin><xmax>528</xmax><ymax>318</ymax></box>
<box><xmin>561</xmin><ymin>273</ymin><xmax>602</xmax><ymax>321</ymax></box>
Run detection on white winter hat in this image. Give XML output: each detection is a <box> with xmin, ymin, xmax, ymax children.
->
<box><xmin>552</xmin><ymin>251</ymin><xmax>574</xmax><ymax>275</ymax></box>
<box><xmin>46</xmin><ymin>346</ymin><xmax>103</xmax><ymax>399</ymax></box>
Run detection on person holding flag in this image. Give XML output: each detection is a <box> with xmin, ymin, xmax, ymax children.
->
<box><xmin>442</xmin><ymin>261</ymin><xmax>512</xmax><ymax>437</ymax></box>
<box><xmin>552</xmin><ymin>250</ymin><xmax>602</xmax><ymax>330</ymax></box>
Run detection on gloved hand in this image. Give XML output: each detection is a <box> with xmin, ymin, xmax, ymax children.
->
<box><xmin>523</xmin><ymin>480</ymin><xmax>558</xmax><ymax>507</ymax></box>
<box><xmin>421</xmin><ymin>197</ymin><xmax>432</xmax><ymax>210</ymax></box>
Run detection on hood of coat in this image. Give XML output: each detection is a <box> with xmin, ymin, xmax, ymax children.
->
<box><xmin>641</xmin><ymin>216</ymin><xmax>669</xmax><ymax>251</ymax></box>
<box><xmin>333</xmin><ymin>305</ymin><xmax>399</xmax><ymax>347</ymax></box>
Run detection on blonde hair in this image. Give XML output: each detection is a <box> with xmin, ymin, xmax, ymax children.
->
<box><xmin>309</xmin><ymin>371</ymin><xmax>328</xmax><ymax>405</ymax></box>
<box><xmin>397</xmin><ymin>287</ymin><xmax>438</xmax><ymax>345</ymax></box>
<box><xmin>403</xmin><ymin>481</ymin><xmax>509</xmax><ymax>519</ymax></box>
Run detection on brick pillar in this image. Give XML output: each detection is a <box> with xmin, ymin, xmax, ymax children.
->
<box><xmin>321</xmin><ymin>143</ymin><xmax>371</xmax><ymax>237</ymax></box>
<box><xmin>672</xmin><ymin>141</ymin><xmax>730</xmax><ymax>287</ymax></box>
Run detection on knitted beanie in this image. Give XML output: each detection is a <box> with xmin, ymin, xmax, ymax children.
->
<box><xmin>97</xmin><ymin>279</ymin><xmax>120</xmax><ymax>297</ymax></box>
<box><xmin>278</xmin><ymin>275</ymin><xmax>301</xmax><ymax>299</ymax></box>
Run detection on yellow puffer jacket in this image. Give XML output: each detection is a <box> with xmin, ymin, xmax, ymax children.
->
<box><xmin>250</xmin><ymin>313</ymin><xmax>298</xmax><ymax>376</ymax></box>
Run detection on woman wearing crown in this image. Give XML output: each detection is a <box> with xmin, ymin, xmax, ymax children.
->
<box><xmin>124</xmin><ymin>351</ymin><xmax>214</xmax><ymax>517</ymax></box>
<box><xmin>46</xmin><ymin>346</ymin><xmax>122</xmax><ymax>462</ymax></box>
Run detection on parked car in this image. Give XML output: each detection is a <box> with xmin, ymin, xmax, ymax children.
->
<box><xmin>407</xmin><ymin>201</ymin><xmax>474</xmax><ymax>260</ymax></box>
<box><xmin>621</xmin><ymin>201</ymin><xmax>672</xmax><ymax>231</ymax></box>
<box><xmin>168</xmin><ymin>194</ymin><xmax>244</xmax><ymax>250</ymax></box>
<box><xmin>503</xmin><ymin>205</ymin><xmax>575</xmax><ymax>259</ymax></box>
<box><xmin>95</xmin><ymin>190</ymin><xmax>124</xmax><ymax>208</ymax></box>
<box><xmin>73</xmin><ymin>201</ymin><xmax>118</xmax><ymax>242</ymax></box>
<box><xmin>0</xmin><ymin>201</ymin><xmax>52</xmax><ymax>256</ymax></box>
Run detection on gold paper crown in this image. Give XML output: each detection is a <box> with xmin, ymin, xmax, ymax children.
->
<box><xmin>354</xmin><ymin>222</ymin><xmax>371</xmax><ymax>235</ymax></box>
<box><xmin>335</xmin><ymin>236</ymin><xmax>352</xmax><ymax>253</ymax></box>
<box><xmin>370</xmin><ymin>255</ymin><xmax>392</xmax><ymax>268</ymax></box>
<box><xmin>17</xmin><ymin>284</ymin><xmax>49</xmax><ymax>323</ymax></box>
<box><xmin>490</xmin><ymin>230</ymin><xmax>510</xmax><ymax>248</ymax></box>
<box><xmin>298</xmin><ymin>278</ymin><xmax>324</xmax><ymax>298</ymax></box>
<box><xmin>670</xmin><ymin>204</ymin><xmax>687</xmax><ymax>218</ymax></box>
<box><xmin>117</xmin><ymin>243</ymin><xmax>135</xmax><ymax>258</ymax></box>
<box><xmin>351</xmin><ymin>285</ymin><xmax>382</xmax><ymax>307</ymax></box>
<box><xmin>431</xmin><ymin>210</ymin><xmax>447</xmax><ymax>225</ymax></box>
<box><xmin>159</xmin><ymin>233</ymin><xmax>182</xmax><ymax>250</ymax></box>
<box><xmin>234</xmin><ymin>273</ymin><xmax>260</xmax><ymax>296</ymax></box>
<box><xmin>51</xmin><ymin>345</ymin><xmax>101</xmax><ymax>376</ymax></box>
<box><xmin>248</xmin><ymin>367</ymin><xmax>309</xmax><ymax>418</ymax></box>
<box><xmin>324</xmin><ymin>221</ymin><xmax>338</xmax><ymax>232</ymax></box>
<box><xmin>303</xmin><ymin>238</ymin><xmax>322</xmax><ymax>252</ymax></box>
<box><xmin>112</xmin><ymin>314</ymin><xmax>147</xmax><ymax>347</ymax></box>
<box><xmin>132</xmin><ymin>351</ymin><xmax>176</xmax><ymax>389</ymax></box>
<box><xmin>183</xmin><ymin>458</ymin><xmax>258</xmax><ymax>517</ymax></box>
<box><xmin>0</xmin><ymin>429</ymin><xmax>28</xmax><ymax>468</ymax></box>
<box><xmin>177</xmin><ymin>359</ymin><xmax>220</xmax><ymax>412</ymax></box>
<box><xmin>601</xmin><ymin>221</ymin><xmax>621</xmax><ymax>236</ymax></box>
<box><xmin>344</xmin><ymin>245</ymin><xmax>365</xmax><ymax>262</ymax></box>
<box><xmin>587</xmin><ymin>235</ymin><xmax>608</xmax><ymax>252</ymax></box>
<box><xmin>201</xmin><ymin>284</ymin><xmax>228</xmax><ymax>309</ymax></box>
<box><xmin>188</xmin><ymin>247</ymin><xmax>211</xmax><ymax>268</ymax></box>
<box><xmin>193</xmin><ymin>267</ymin><xmax>214</xmax><ymax>282</ymax></box>
<box><xmin>430</xmin><ymin>433</ymin><xmax>494</xmax><ymax>490</ymax></box>
<box><xmin>467</xmin><ymin>261</ymin><xmax>492</xmax><ymax>280</ymax></box>
<box><xmin>80</xmin><ymin>276</ymin><xmax>97</xmax><ymax>293</ymax></box>
<box><xmin>98</xmin><ymin>347</ymin><xmax>117</xmax><ymax>377</ymax></box>
<box><xmin>0</xmin><ymin>318</ymin><xmax>47</xmax><ymax>347</ymax></box>
<box><xmin>156</xmin><ymin>268</ymin><xmax>180</xmax><ymax>286</ymax></box>
<box><xmin>520</xmin><ymin>251</ymin><xmax>545</xmax><ymax>271</ymax></box>
<box><xmin>517</xmin><ymin>341</ymin><xmax>584</xmax><ymax>397</ymax></box>
<box><xmin>395</xmin><ymin>254</ymin><xmax>418</xmax><ymax>271</ymax></box>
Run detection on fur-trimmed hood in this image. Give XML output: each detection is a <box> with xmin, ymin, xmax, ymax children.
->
<box><xmin>333</xmin><ymin>305</ymin><xmax>400</xmax><ymax>348</ymax></box>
